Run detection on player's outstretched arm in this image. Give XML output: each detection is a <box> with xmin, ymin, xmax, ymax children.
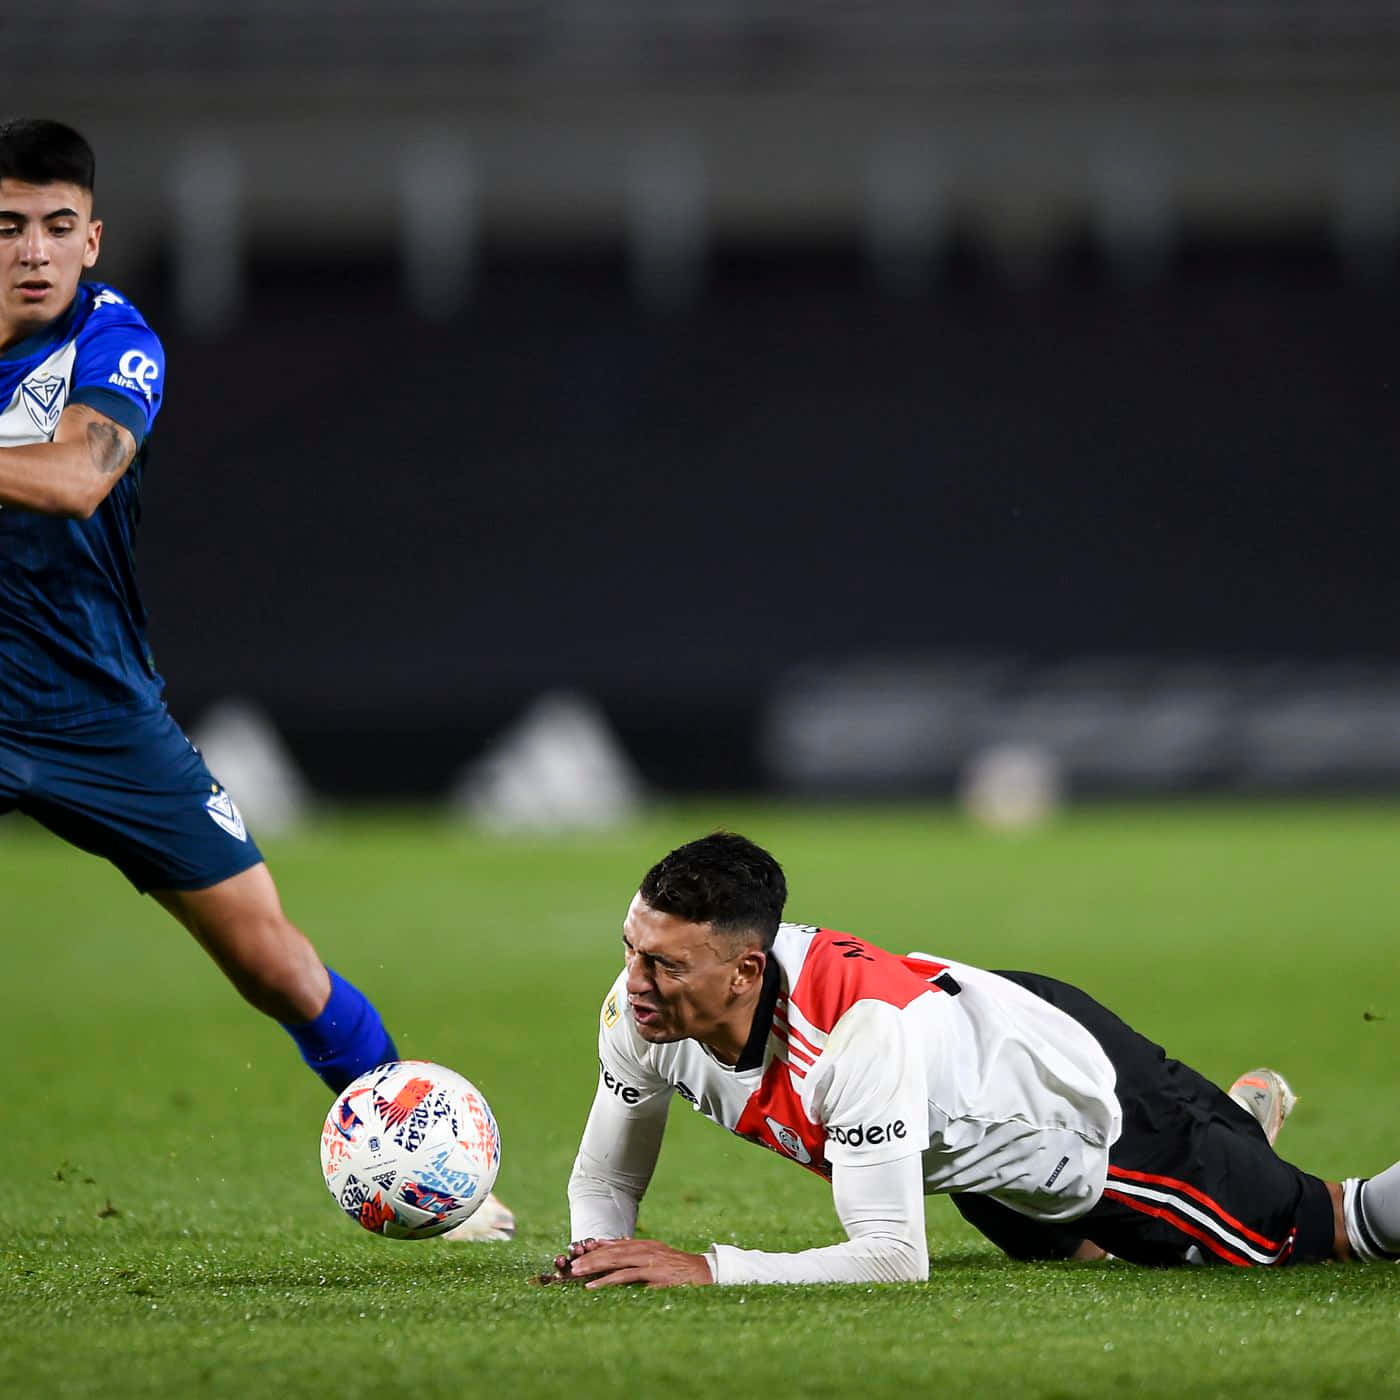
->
<box><xmin>701</xmin><ymin>1153</ymin><xmax>930</xmax><ymax>1286</ymax></box>
<box><xmin>552</xmin><ymin>1153</ymin><xmax>931</xmax><ymax>1289</ymax></box>
<box><xmin>0</xmin><ymin>402</ymin><xmax>135</xmax><ymax>517</ymax></box>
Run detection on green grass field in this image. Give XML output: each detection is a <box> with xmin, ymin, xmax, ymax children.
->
<box><xmin>3</xmin><ymin>801</ymin><xmax>1398</xmax><ymax>1399</ymax></box>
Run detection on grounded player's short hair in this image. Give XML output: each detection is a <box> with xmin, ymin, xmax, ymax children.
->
<box><xmin>0</xmin><ymin>119</ymin><xmax>95</xmax><ymax>193</ymax></box>
<box><xmin>639</xmin><ymin>832</ymin><xmax>787</xmax><ymax>951</ymax></box>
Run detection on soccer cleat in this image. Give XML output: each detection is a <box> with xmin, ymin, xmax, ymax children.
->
<box><xmin>440</xmin><ymin>1192</ymin><xmax>516</xmax><ymax>1242</ymax></box>
<box><xmin>1227</xmin><ymin>1068</ymin><xmax>1298</xmax><ymax>1147</ymax></box>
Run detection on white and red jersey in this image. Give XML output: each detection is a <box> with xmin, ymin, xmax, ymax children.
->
<box><xmin>570</xmin><ymin>922</ymin><xmax>1122</xmax><ymax>1284</ymax></box>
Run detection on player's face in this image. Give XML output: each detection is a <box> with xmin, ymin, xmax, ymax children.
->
<box><xmin>0</xmin><ymin>180</ymin><xmax>102</xmax><ymax>347</ymax></box>
<box><xmin>622</xmin><ymin>895</ymin><xmax>764</xmax><ymax>1062</ymax></box>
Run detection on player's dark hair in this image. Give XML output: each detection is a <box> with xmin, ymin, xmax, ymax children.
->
<box><xmin>0</xmin><ymin>119</ymin><xmax>95</xmax><ymax>193</ymax></box>
<box><xmin>638</xmin><ymin>832</ymin><xmax>787</xmax><ymax>951</ymax></box>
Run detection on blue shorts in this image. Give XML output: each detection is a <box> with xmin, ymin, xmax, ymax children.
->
<box><xmin>0</xmin><ymin>704</ymin><xmax>265</xmax><ymax>893</ymax></box>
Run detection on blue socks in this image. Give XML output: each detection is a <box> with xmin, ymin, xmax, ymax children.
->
<box><xmin>282</xmin><ymin>968</ymin><xmax>398</xmax><ymax>1092</ymax></box>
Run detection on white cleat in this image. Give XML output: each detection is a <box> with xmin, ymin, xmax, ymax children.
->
<box><xmin>1228</xmin><ymin>1068</ymin><xmax>1298</xmax><ymax>1147</ymax></box>
<box><xmin>441</xmin><ymin>1193</ymin><xmax>516</xmax><ymax>1242</ymax></box>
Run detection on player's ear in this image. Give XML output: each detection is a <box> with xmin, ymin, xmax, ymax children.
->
<box><xmin>733</xmin><ymin>948</ymin><xmax>766</xmax><ymax>992</ymax></box>
<box><xmin>84</xmin><ymin>218</ymin><xmax>102</xmax><ymax>269</ymax></box>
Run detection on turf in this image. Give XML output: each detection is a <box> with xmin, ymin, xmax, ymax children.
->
<box><xmin>3</xmin><ymin>801</ymin><xmax>1397</xmax><ymax>1399</ymax></box>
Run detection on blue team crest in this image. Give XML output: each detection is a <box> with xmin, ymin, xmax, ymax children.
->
<box><xmin>21</xmin><ymin>375</ymin><xmax>66</xmax><ymax>435</ymax></box>
<box><xmin>204</xmin><ymin>788</ymin><xmax>248</xmax><ymax>842</ymax></box>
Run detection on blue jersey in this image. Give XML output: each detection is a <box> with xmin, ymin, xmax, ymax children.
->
<box><xmin>0</xmin><ymin>282</ymin><xmax>166</xmax><ymax>725</ymax></box>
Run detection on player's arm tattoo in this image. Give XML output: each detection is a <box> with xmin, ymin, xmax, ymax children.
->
<box><xmin>85</xmin><ymin>418</ymin><xmax>132</xmax><ymax>476</ymax></box>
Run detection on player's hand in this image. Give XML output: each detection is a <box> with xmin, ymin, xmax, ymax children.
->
<box><xmin>534</xmin><ymin>1236</ymin><xmax>612</xmax><ymax>1284</ymax></box>
<box><xmin>560</xmin><ymin>1237</ymin><xmax>714</xmax><ymax>1289</ymax></box>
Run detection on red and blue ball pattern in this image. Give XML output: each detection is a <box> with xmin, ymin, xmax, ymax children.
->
<box><xmin>320</xmin><ymin>1060</ymin><xmax>501</xmax><ymax>1239</ymax></box>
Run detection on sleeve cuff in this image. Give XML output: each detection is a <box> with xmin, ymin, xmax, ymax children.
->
<box><xmin>69</xmin><ymin>386</ymin><xmax>149</xmax><ymax>447</ymax></box>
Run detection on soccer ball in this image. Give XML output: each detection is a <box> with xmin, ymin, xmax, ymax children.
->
<box><xmin>320</xmin><ymin>1060</ymin><xmax>501</xmax><ymax>1239</ymax></box>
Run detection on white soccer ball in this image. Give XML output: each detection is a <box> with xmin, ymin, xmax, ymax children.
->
<box><xmin>320</xmin><ymin>1060</ymin><xmax>501</xmax><ymax>1239</ymax></box>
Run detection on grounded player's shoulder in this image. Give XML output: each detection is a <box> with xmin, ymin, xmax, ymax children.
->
<box><xmin>779</xmin><ymin>923</ymin><xmax>936</xmax><ymax>1036</ymax></box>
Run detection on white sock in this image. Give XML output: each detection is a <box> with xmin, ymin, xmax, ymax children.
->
<box><xmin>1343</xmin><ymin>1164</ymin><xmax>1400</xmax><ymax>1261</ymax></box>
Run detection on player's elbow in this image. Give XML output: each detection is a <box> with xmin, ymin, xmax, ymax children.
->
<box><xmin>43</xmin><ymin>475</ymin><xmax>108</xmax><ymax>520</ymax></box>
<box><xmin>898</xmin><ymin>1246</ymin><xmax>930</xmax><ymax>1283</ymax></box>
<box><xmin>836</xmin><ymin>1228</ymin><xmax>928</xmax><ymax>1283</ymax></box>
<box><xmin>62</xmin><ymin>490</ymin><xmax>102</xmax><ymax>521</ymax></box>
<box><xmin>72</xmin><ymin>467</ymin><xmax>127</xmax><ymax>519</ymax></box>
<box><xmin>886</xmin><ymin>1233</ymin><xmax>930</xmax><ymax>1282</ymax></box>
<box><xmin>865</xmin><ymin>1224</ymin><xmax>929</xmax><ymax>1282</ymax></box>
<box><xmin>21</xmin><ymin>440</ymin><xmax>116</xmax><ymax>518</ymax></box>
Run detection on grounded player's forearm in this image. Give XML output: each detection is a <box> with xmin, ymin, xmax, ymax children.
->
<box><xmin>708</xmin><ymin>1230</ymin><xmax>928</xmax><ymax>1285</ymax></box>
<box><xmin>708</xmin><ymin>1152</ymin><xmax>930</xmax><ymax>1285</ymax></box>
<box><xmin>0</xmin><ymin>413</ymin><xmax>134</xmax><ymax>518</ymax></box>
<box><xmin>567</xmin><ymin>1122</ymin><xmax>666</xmax><ymax>1240</ymax></box>
<box><xmin>567</xmin><ymin>1084</ymin><xmax>669</xmax><ymax>1241</ymax></box>
<box><xmin>567</xmin><ymin>1157</ymin><xmax>645</xmax><ymax>1240</ymax></box>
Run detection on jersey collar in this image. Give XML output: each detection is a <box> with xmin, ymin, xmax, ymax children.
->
<box><xmin>734</xmin><ymin>953</ymin><xmax>782</xmax><ymax>1072</ymax></box>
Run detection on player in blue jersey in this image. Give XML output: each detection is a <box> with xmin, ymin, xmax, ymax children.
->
<box><xmin>0</xmin><ymin>116</ymin><xmax>397</xmax><ymax>1089</ymax></box>
<box><xmin>0</xmin><ymin>119</ymin><xmax>507</xmax><ymax>1236</ymax></box>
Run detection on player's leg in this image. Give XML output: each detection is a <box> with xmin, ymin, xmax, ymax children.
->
<box><xmin>17</xmin><ymin>706</ymin><xmax>397</xmax><ymax>1091</ymax></box>
<box><xmin>948</xmin><ymin>1191</ymin><xmax>1101</xmax><ymax>1261</ymax></box>
<box><xmin>992</xmin><ymin>970</ymin><xmax>1337</xmax><ymax>1267</ymax></box>
<box><xmin>1341</xmin><ymin>1164</ymin><xmax>1400</xmax><ymax>1262</ymax></box>
<box><xmin>154</xmin><ymin>863</ymin><xmax>327</xmax><ymax>1019</ymax></box>
<box><xmin>152</xmin><ymin>864</ymin><xmax>397</xmax><ymax>1092</ymax></box>
<box><xmin>157</xmin><ymin>858</ymin><xmax>517</xmax><ymax>1241</ymax></box>
<box><xmin>18</xmin><ymin>710</ymin><xmax>517</xmax><ymax>1237</ymax></box>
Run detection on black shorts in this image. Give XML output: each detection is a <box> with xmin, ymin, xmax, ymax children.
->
<box><xmin>950</xmin><ymin>971</ymin><xmax>1336</xmax><ymax>1267</ymax></box>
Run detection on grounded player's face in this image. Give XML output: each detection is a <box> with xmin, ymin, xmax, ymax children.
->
<box><xmin>0</xmin><ymin>180</ymin><xmax>102</xmax><ymax>344</ymax></box>
<box><xmin>622</xmin><ymin>895</ymin><xmax>765</xmax><ymax>1063</ymax></box>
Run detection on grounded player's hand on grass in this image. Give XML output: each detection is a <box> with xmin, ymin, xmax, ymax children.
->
<box><xmin>534</xmin><ymin>1235</ymin><xmax>609</xmax><ymax>1283</ymax></box>
<box><xmin>566</xmin><ymin>1238</ymin><xmax>714</xmax><ymax>1289</ymax></box>
<box><xmin>535</xmin><ymin>1235</ymin><xmax>604</xmax><ymax>1283</ymax></box>
<box><xmin>541</xmin><ymin>1238</ymin><xmax>713</xmax><ymax>1288</ymax></box>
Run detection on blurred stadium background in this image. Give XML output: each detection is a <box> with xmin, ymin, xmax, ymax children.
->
<box><xmin>8</xmin><ymin>2</ymin><xmax>1400</xmax><ymax>819</ymax></box>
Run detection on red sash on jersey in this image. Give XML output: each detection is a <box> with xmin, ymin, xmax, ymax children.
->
<box><xmin>733</xmin><ymin>1054</ymin><xmax>833</xmax><ymax>1180</ymax></box>
<box><xmin>726</xmin><ymin>932</ymin><xmax>961</xmax><ymax>1179</ymax></box>
<box><xmin>789</xmin><ymin>930</ymin><xmax>960</xmax><ymax>1035</ymax></box>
